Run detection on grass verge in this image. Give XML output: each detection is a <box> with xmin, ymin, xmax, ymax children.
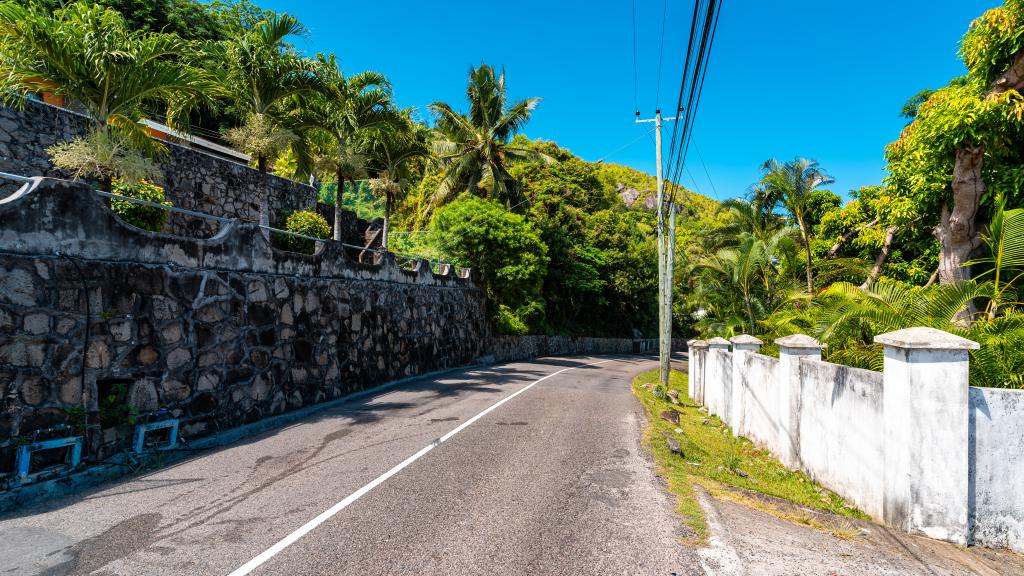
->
<box><xmin>632</xmin><ymin>368</ymin><xmax>869</xmax><ymax>542</ymax></box>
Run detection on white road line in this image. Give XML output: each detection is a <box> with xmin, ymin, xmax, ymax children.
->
<box><xmin>226</xmin><ymin>358</ymin><xmax>617</xmax><ymax>576</ymax></box>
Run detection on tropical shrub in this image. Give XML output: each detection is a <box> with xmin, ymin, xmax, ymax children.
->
<box><xmin>109</xmin><ymin>179</ymin><xmax>172</xmax><ymax>232</ymax></box>
<box><xmin>48</xmin><ymin>129</ymin><xmax>160</xmax><ymax>185</ymax></box>
<box><xmin>276</xmin><ymin>210</ymin><xmax>330</xmax><ymax>254</ymax></box>
<box><xmin>495</xmin><ymin>304</ymin><xmax>529</xmax><ymax>336</ymax></box>
<box><xmin>432</xmin><ymin>195</ymin><xmax>548</xmax><ymax>331</ymax></box>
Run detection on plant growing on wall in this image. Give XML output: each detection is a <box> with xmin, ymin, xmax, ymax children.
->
<box><xmin>109</xmin><ymin>179</ymin><xmax>172</xmax><ymax>232</ymax></box>
<box><xmin>275</xmin><ymin>209</ymin><xmax>330</xmax><ymax>254</ymax></box>
<box><xmin>0</xmin><ymin>3</ymin><xmax>213</xmax><ymax>189</ymax></box>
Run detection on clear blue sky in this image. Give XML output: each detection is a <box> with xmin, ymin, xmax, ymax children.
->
<box><xmin>263</xmin><ymin>0</ymin><xmax>1000</xmax><ymax>201</ymax></box>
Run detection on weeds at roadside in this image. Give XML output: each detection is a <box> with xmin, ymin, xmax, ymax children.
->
<box><xmin>632</xmin><ymin>368</ymin><xmax>868</xmax><ymax>542</ymax></box>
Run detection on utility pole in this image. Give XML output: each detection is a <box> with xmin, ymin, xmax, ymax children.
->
<box><xmin>636</xmin><ymin>109</ymin><xmax>679</xmax><ymax>388</ymax></box>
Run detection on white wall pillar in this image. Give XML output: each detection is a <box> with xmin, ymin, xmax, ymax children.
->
<box><xmin>876</xmin><ymin>327</ymin><xmax>978</xmax><ymax>545</ymax></box>
<box><xmin>729</xmin><ymin>335</ymin><xmax>763</xmax><ymax>437</ymax></box>
<box><xmin>690</xmin><ymin>340</ymin><xmax>708</xmax><ymax>405</ymax></box>
<box><xmin>686</xmin><ymin>339</ymin><xmax>697</xmax><ymax>400</ymax></box>
<box><xmin>706</xmin><ymin>337</ymin><xmax>731</xmax><ymax>422</ymax></box>
<box><xmin>775</xmin><ymin>334</ymin><xmax>824</xmax><ymax>470</ymax></box>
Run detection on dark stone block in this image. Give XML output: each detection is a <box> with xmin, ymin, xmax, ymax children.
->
<box><xmin>247</xmin><ymin>303</ymin><xmax>276</xmax><ymax>327</ymax></box>
<box><xmin>293</xmin><ymin>341</ymin><xmax>312</xmax><ymax>363</ymax></box>
<box><xmin>184</xmin><ymin>392</ymin><xmax>217</xmax><ymax>416</ymax></box>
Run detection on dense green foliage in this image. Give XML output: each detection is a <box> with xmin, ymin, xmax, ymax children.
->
<box><xmin>682</xmin><ymin>0</ymin><xmax>1024</xmax><ymax>388</ymax></box>
<box><xmin>0</xmin><ymin>2</ymin><xmax>213</xmax><ymax>186</ymax></box>
<box><xmin>11</xmin><ymin>0</ymin><xmax>1024</xmax><ymax>387</ymax></box>
<box><xmin>10</xmin><ymin>0</ymin><xmax>226</xmax><ymax>40</ymax></box>
<box><xmin>276</xmin><ymin>210</ymin><xmax>331</xmax><ymax>254</ymax></box>
<box><xmin>109</xmin><ymin>179</ymin><xmax>171</xmax><ymax>232</ymax></box>
<box><xmin>432</xmin><ymin>196</ymin><xmax>548</xmax><ymax>330</ymax></box>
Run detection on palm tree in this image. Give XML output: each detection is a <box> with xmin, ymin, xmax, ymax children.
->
<box><xmin>364</xmin><ymin>115</ymin><xmax>431</xmax><ymax>253</ymax></box>
<box><xmin>429</xmin><ymin>64</ymin><xmax>552</xmax><ymax>207</ymax></box>
<box><xmin>213</xmin><ymin>13</ymin><xmax>320</xmax><ymax>234</ymax></box>
<box><xmin>967</xmin><ymin>197</ymin><xmax>1024</xmax><ymax>320</ymax></box>
<box><xmin>759</xmin><ymin>158</ymin><xmax>836</xmax><ymax>293</ymax></box>
<box><xmin>298</xmin><ymin>54</ymin><xmax>398</xmax><ymax>240</ymax></box>
<box><xmin>0</xmin><ymin>3</ymin><xmax>213</xmax><ymax>189</ymax></box>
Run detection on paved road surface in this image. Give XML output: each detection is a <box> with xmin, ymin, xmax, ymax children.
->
<box><xmin>4</xmin><ymin>355</ymin><xmax>1022</xmax><ymax>576</ymax></box>
<box><xmin>0</xmin><ymin>355</ymin><xmax>699</xmax><ymax>576</ymax></box>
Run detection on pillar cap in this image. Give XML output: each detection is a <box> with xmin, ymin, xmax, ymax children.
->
<box><xmin>707</xmin><ymin>337</ymin><xmax>731</xmax><ymax>347</ymax></box>
<box><xmin>689</xmin><ymin>339</ymin><xmax>709</xmax><ymax>349</ymax></box>
<box><xmin>729</xmin><ymin>334</ymin><xmax>763</xmax><ymax>346</ymax></box>
<box><xmin>874</xmin><ymin>327</ymin><xmax>979</xmax><ymax>351</ymax></box>
<box><xmin>774</xmin><ymin>334</ymin><xmax>826</xmax><ymax>349</ymax></box>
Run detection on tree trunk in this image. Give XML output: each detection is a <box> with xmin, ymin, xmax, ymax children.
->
<box><xmin>744</xmin><ymin>292</ymin><xmax>757</xmax><ymax>335</ymax></box>
<box><xmin>333</xmin><ymin>169</ymin><xmax>344</xmax><ymax>241</ymax></box>
<box><xmin>861</xmin><ymin>226</ymin><xmax>898</xmax><ymax>289</ymax></box>
<box><xmin>937</xmin><ymin>49</ymin><xmax>1024</xmax><ymax>286</ymax></box>
<box><xmin>257</xmin><ymin>155</ymin><xmax>270</xmax><ymax>241</ymax></box>
<box><xmin>990</xmin><ymin>49</ymin><xmax>1024</xmax><ymax>95</ymax></box>
<box><xmin>382</xmin><ymin>194</ymin><xmax>390</xmax><ymax>253</ymax></box>
<box><xmin>98</xmin><ymin>174</ymin><xmax>113</xmax><ymax>193</ymax></box>
<box><xmin>937</xmin><ymin>146</ymin><xmax>985</xmax><ymax>286</ymax></box>
<box><xmin>827</xmin><ymin>218</ymin><xmax>878</xmax><ymax>259</ymax></box>
<box><xmin>799</xmin><ymin>218</ymin><xmax>813</xmax><ymax>293</ymax></box>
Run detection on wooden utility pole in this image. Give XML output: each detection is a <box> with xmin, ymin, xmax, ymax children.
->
<box><xmin>636</xmin><ymin>109</ymin><xmax>678</xmax><ymax>388</ymax></box>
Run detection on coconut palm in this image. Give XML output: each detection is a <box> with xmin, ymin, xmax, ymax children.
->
<box><xmin>297</xmin><ymin>54</ymin><xmax>398</xmax><ymax>240</ymax></box>
<box><xmin>760</xmin><ymin>158</ymin><xmax>836</xmax><ymax>293</ymax></box>
<box><xmin>429</xmin><ymin>64</ymin><xmax>552</xmax><ymax>207</ymax></box>
<box><xmin>213</xmin><ymin>13</ymin><xmax>320</xmax><ymax>234</ymax></box>
<box><xmin>364</xmin><ymin>115</ymin><xmax>431</xmax><ymax>253</ymax></box>
<box><xmin>0</xmin><ymin>3</ymin><xmax>213</xmax><ymax>188</ymax></box>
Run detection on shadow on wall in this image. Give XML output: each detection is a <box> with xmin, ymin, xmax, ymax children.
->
<box><xmin>0</xmin><ymin>176</ymin><xmax>486</xmax><ymax>478</ymax></box>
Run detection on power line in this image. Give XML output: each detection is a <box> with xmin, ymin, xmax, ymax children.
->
<box><xmin>596</xmin><ymin>127</ymin><xmax>656</xmax><ymax>164</ymax></box>
<box><xmin>655</xmin><ymin>0</ymin><xmax>668</xmax><ymax>108</ymax></box>
<box><xmin>693</xmin><ymin>141</ymin><xmax>719</xmax><ymax>198</ymax></box>
<box><xmin>663</xmin><ymin>0</ymin><xmax>723</xmax><ymax>203</ymax></box>
<box><xmin>631</xmin><ymin>0</ymin><xmax>639</xmax><ymax>113</ymax></box>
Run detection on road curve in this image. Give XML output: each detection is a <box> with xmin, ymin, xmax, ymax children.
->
<box><xmin>0</xmin><ymin>355</ymin><xmax>700</xmax><ymax>576</ymax></box>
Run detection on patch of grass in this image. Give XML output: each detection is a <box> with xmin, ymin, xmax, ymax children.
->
<box><xmin>633</xmin><ymin>368</ymin><xmax>869</xmax><ymax>539</ymax></box>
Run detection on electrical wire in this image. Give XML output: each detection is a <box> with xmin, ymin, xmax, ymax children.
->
<box><xmin>663</xmin><ymin>0</ymin><xmax>723</xmax><ymax>204</ymax></box>
<box><xmin>693</xmin><ymin>141</ymin><xmax>719</xmax><ymax>198</ymax></box>
<box><xmin>631</xmin><ymin>0</ymin><xmax>639</xmax><ymax>114</ymax></box>
<box><xmin>596</xmin><ymin>127</ymin><xmax>656</xmax><ymax>164</ymax></box>
<box><xmin>655</xmin><ymin>0</ymin><xmax>668</xmax><ymax>108</ymax></box>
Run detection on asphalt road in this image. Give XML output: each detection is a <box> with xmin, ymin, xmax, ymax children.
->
<box><xmin>0</xmin><ymin>355</ymin><xmax>699</xmax><ymax>576</ymax></box>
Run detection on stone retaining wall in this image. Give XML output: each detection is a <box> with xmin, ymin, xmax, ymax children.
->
<box><xmin>488</xmin><ymin>335</ymin><xmax>647</xmax><ymax>364</ymax></box>
<box><xmin>0</xmin><ymin>178</ymin><xmax>486</xmax><ymax>469</ymax></box>
<box><xmin>0</xmin><ymin>100</ymin><xmax>317</xmax><ymax>237</ymax></box>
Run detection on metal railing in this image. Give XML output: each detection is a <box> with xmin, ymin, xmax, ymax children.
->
<box><xmin>0</xmin><ymin>171</ymin><xmax>470</xmax><ymax>277</ymax></box>
<box><xmin>0</xmin><ymin>170</ymin><xmax>32</xmax><ymax>183</ymax></box>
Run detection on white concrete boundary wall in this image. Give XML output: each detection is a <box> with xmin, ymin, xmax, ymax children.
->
<box><xmin>798</xmin><ymin>359</ymin><xmax>884</xmax><ymax>520</ymax></box>
<box><xmin>687</xmin><ymin>327</ymin><xmax>1023</xmax><ymax>553</ymax></box>
<box><xmin>738</xmin><ymin>352</ymin><xmax>780</xmax><ymax>453</ymax></box>
<box><xmin>970</xmin><ymin>387</ymin><xmax>1024</xmax><ymax>550</ymax></box>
